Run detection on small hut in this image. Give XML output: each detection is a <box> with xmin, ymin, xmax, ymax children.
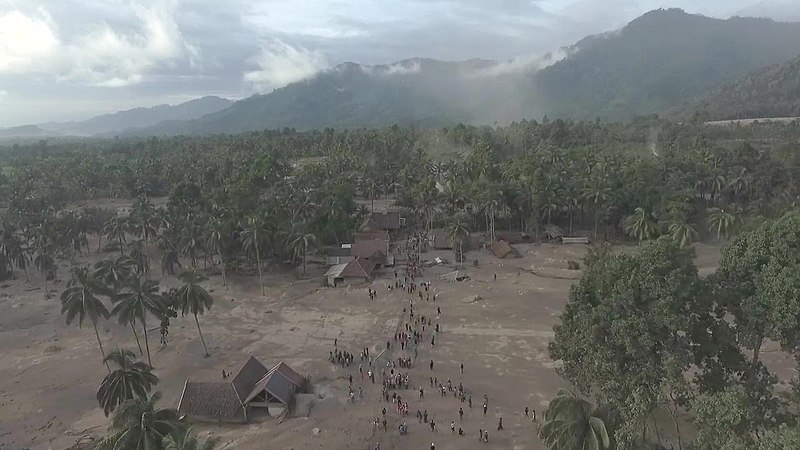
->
<box><xmin>490</xmin><ymin>240</ymin><xmax>520</xmax><ymax>259</ymax></box>
<box><xmin>439</xmin><ymin>270</ymin><xmax>470</xmax><ymax>282</ymax></box>
<box><xmin>544</xmin><ymin>224</ymin><xmax>565</xmax><ymax>242</ymax></box>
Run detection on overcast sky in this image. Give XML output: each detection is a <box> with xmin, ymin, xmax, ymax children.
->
<box><xmin>1</xmin><ymin>0</ymin><xmax>798</xmax><ymax>126</ymax></box>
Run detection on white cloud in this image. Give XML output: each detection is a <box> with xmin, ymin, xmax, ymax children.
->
<box><xmin>243</xmin><ymin>40</ymin><xmax>328</xmax><ymax>91</ymax></box>
<box><xmin>0</xmin><ymin>8</ymin><xmax>60</xmax><ymax>73</ymax></box>
<box><xmin>0</xmin><ymin>2</ymin><xmax>195</xmax><ymax>87</ymax></box>
<box><xmin>467</xmin><ymin>49</ymin><xmax>570</xmax><ymax>78</ymax></box>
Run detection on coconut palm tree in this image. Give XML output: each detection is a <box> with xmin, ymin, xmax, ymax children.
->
<box><xmin>666</xmin><ymin>219</ymin><xmax>699</xmax><ymax>248</ymax></box>
<box><xmin>96</xmin><ymin>255</ymin><xmax>143</xmax><ymax>354</ymax></box>
<box><xmin>104</xmin><ymin>214</ymin><xmax>130</xmax><ymax>256</ymax></box>
<box><xmin>97</xmin><ymin>348</ymin><xmax>159</xmax><ymax>416</ymax></box>
<box><xmin>162</xmin><ymin>427</ymin><xmax>217</xmax><ymax>450</ymax></box>
<box><xmin>130</xmin><ymin>195</ymin><xmax>159</xmax><ymax>257</ymax></box>
<box><xmin>539</xmin><ymin>389</ymin><xmax>611</xmax><ymax>450</ymax></box>
<box><xmin>622</xmin><ymin>207</ymin><xmax>659</xmax><ymax>242</ymax></box>
<box><xmin>175</xmin><ymin>269</ymin><xmax>213</xmax><ymax>357</ymax></box>
<box><xmin>128</xmin><ymin>240</ymin><xmax>150</xmax><ymax>274</ymax></box>
<box><xmin>179</xmin><ymin>213</ymin><xmax>202</xmax><ymax>268</ymax></box>
<box><xmin>114</xmin><ymin>275</ymin><xmax>166</xmax><ymax>367</ymax></box>
<box><xmin>447</xmin><ymin>215</ymin><xmax>471</xmax><ymax>269</ymax></box>
<box><xmin>60</xmin><ymin>266</ymin><xmax>111</xmax><ymax>371</ymax></box>
<box><xmin>31</xmin><ymin>225</ymin><xmax>56</xmax><ymax>297</ymax></box>
<box><xmin>707</xmin><ymin>207</ymin><xmax>737</xmax><ymax>240</ymax></box>
<box><xmin>288</xmin><ymin>227</ymin><xmax>317</xmax><ymax>276</ymax></box>
<box><xmin>95</xmin><ymin>392</ymin><xmax>182</xmax><ymax>450</ymax></box>
<box><xmin>204</xmin><ymin>218</ymin><xmax>228</xmax><ymax>288</ymax></box>
<box><xmin>241</xmin><ymin>215</ymin><xmax>267</xmax><ymax>296</ymax></box>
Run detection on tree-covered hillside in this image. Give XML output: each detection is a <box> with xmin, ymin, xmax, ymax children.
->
<box><xmin>535</xmin><ymin>9</ymin><xmax>800</xmax><ymax>120</ymax></box>
<box><xmin>670</xmin><ymin>54</ymin><xmax>800</xmax><ymax>120</ymax></box>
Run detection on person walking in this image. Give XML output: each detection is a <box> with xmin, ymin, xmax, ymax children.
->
<box><xmin>483</xmin><ymin>402</ymin><xmax>488</xmax><ymax>415</ymax></box>
<box><xmin>430</xmin><ymin>359</ymin><xmax>434</xmax><ymax>370</ymax></box>
<box><xmin>450</xmin><ymin>421</ymin><xmax>455</xmax><ymax>433</ymax></box>
<box><xmin>459</xmin><ymin>407</ymin><xmax>464</xmax><ymax>421</ymax></box>
<box><xmin>460</xmin><ymin>362</ymin><xmax>464</xmax><ymax>374</ymax></box>
<box><xmin>497</xmin><ymin>417</ymin><xmax>503</xmax><ymax>431</ymax></box>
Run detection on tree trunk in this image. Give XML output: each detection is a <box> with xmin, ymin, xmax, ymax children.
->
<box><xmin>195</xmin><ymin>313</ymin><xmax>209</xmax><ymax>357</ymax></box>
<box><xmin>302</xmin><ymin>244</ymin><xmax>307</xmax><ymax>275</ymax></box>
<box><xmin>118</xmin><ymin>236</ymin><xmax>124</xmax><ymax>256</ymax></box>
<box><xmin>255</xmin><ymin>245</ymin><xmax>265</xmax><ymax>296</ymax></box>
<box><xmin>752</xmin><ymin>335</ymin><xmax>763</xmax><ymax>365</ymax></box>
<box><xmin>130</xmin><ymin>321</ymin><xmax>143</xmax><ymax>355</ymax></box>
<box><xmin>218</xmin><ymin>248</ymin><xmax>227</xmax><ymax>290</ymax></box>
<box><xmin>459</xmin><ymin>241</ymin><xmax>464</xmax><ymax>269</ymax></box>
<box><xmin>142</xmin><ymin>322</ymin><xmax>152</xmax><ymax>367</ymax></box>
<box><xmin>94</xmin><ymin>321</ymin><xmax>110</xmax><ymax>372</ymax></box>
<box><xmin>569</xmin><ymin>210</ymin><xmax>574</xmax><ymax>236</ymax></box>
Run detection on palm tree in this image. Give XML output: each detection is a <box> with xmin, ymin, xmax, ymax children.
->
<box><xmin>622</xmin><ymin>207</ymin><xmax>659</xmax><ymax>242</ymax></box>
<box><xmin>288</xmin><ymin>228</ymin><xmax>317</xmax><ymax>276</ymax></box>
<box><xmin>60</xmin><ymin>266</ymin><xmax>111</xmax><ymax>371</ymax></box>
<box><xmin>666</xmin><ymin>220</ymin><xmax>699</xmax><ymax>248</ymax></box>
<box><xmin>241</xmin><ymin>215</ymin><xmax>267</xmax><ymax>296</ymax></box>
<box><xmin>707</xmin><ymin>207</ymin><xmax>737</xmax><ymax>240</ymax></box>
<box><xmin>539</xmin><ymin>389</ymin><xmax>611</xmax><ymax>450</ymax></box>
<box><xmin>447</xmin><ymin>216</ymin><xmax>471</xmax><ymax>269</ymax></box>
<box><xmin>179</xmin><ymin>213</ymin><xmax>202</xmax><ymax>268</ymax></box>
<box><xmin>104</xmin><ymin>214</ymin><xmax>130</xmax><ymax>256</ymax></box>
<box><xmin>97</xmin><ymin>348</ymin><xmax>159</xmax><ymax>416</ymax></box>
<box><xmin>129</xmin><ymin>240</ymin><xmax>150</xmax><ymax>274</ymax></box>
<box><xmin>95</xmin><ymin>392</ymin><xmax>182</xmax><ymax>450</ymax></box>
<box><xmin>114</xmin><ymin>275</ymin><xmax>166</xmax><ymax>367</ymax></box>
<box><xmin>131</xmin><ymin>195</ymin><xmax>159</xmax><ymax>257</ymax></box>
<box><xmin>31</xmin><ymin>225</ymin><xmax>56</xmax><ymax>297</ymax></box>
<box><xmin>205</xmin><ymin>218</ymin><xmax>228</xmax><ymax>288</ymax></box>
<box><xmin>162</xmin><ymin>427</ymin><xmax>217</xmax><ymax>450</ymax></box>
<box><xmin>96</xmin><ymin>256</ymin><xmax>143</xmax><ymax>354</ymax></box>
<box><xmin>175</xmin><ymin>269</ymin><xmax>214</xmax><ymax>357</ymax></box>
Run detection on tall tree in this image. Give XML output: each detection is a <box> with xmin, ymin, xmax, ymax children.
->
<box><xmin>288</xmin><ymin>226</ymin><xmax>317</xmax><ymax>276</ymax></box>
<box><xmin>60</xmin><ymin>266</ymin><xmax>111</xmax><ymax>371</ymax></box>
<box><xmin>95</xmin><ymin>392</ymin><xmax>182</xmax><ymax>450</ymax></box>
<box><xmin>175</xmin><ymin>269</ymin><xmax>214</xmax><ymax>357</ymax></box>
<box><xmin>204</xmin><ymin>217</ymin><xmax>229</xmax><ymax>288</ymax></box>
<box><xmin>539</xmin><ymin>388</ymin><xmax>611</xmax><ymax>450</ymax></box>
<box><xmin>622</xmin><ymin>207</ymin><xmax>659</xmax><ymax>242</ymax></box>
<box><xmin>241</xmin><ymin>215</ymin><xmax>268</xmax><ymax>296</ymax></box>
<box><xmin>446</xmin><ymin>215</ymin><xmax>471</xmax><ymax>268</ymax></box>
<box><xmin>96</xmin><ymin>348</ymin><xmax>159</xmax><ymax>416</ymax></box>
<box><xmin>104</xmin><ymin>214</ymin><xmax>130</xmax><ymax>256</ymax></box>
<box><xmin>113</xmin><ymin>275</ymin><xmax>166</xmax><ymax>367</ymax></box>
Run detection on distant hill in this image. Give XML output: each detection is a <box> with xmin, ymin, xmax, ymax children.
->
<box><xmin>38</xmin><ymin>96</ymin><xmax>232</xmax><ymax>136</ymax></box>
<box><xmin>534</xmin><ymin>9</ymin><xmax>800</xmax><ymax>120</ymax></box>
<box><xmin>669</xmin><ymin>54</ymin><xmax>800</xmax><ymax>120</ymax></box>
<box><xmin>127</xmin><ymin>58</ymin><xmax>541</xmax><ymax>135</ymax></box>
<box><xmin>0</xmin><ymin>125</ymin><xmax>55</xmax><ymax>139</ymax></box>
<box><xmin>116</xmin><ymin>9</ymin><xmax>800</xmax><ymax>135</ymax></box>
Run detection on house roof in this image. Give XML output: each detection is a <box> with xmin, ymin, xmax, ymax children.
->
<box><xmin>351</xmin><ymin>239</ymin><xmax>389</xmax><ymax>259</ymax></box>
<box><xmin>544</xmin><ymin>224</ymin><xmax>565</xmax><ymax>239</ymax></box>
<box><xmin>231</xmin><ymin>356</ymin><xmax>269</xmax><ymax>400</ymax></box>
<box><xmin>177</xmin><ymin>381</ymin><xmax>247</xmax><ymax>422</ymax></box>
<box><xmin>496</xmin><ymin>231</ymin><xmax>530</xmax><ymax>244</ymax></box>
<box><xmin>490</xmin><ymin>240</ymin><xmax>518</xmax><ymax>259</ymax></box>
<box><xmin>355</xmin><ymin>230</ymin><xmax>390</xmax><ymax>242</ymax></box>
<box><xmin>244</xmin><ymin>362</ymin><xmax>305</xmax><ymax>405</ymax></box>
<box><xmin>326</xmin><ymin>246</ymin><xmax>352</xmax><ymax>257</ymax></box>
<box><xmin>360</xmin><ymin>212</ymin><xmax>401</xmax><ymax>231</ymax></box>
<box><xmin>325</xmin><ymin>258</ymin><xmax>373</xmax><ymax>278</ymax></box>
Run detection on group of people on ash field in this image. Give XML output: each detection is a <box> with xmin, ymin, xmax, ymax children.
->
<box><xmin>346</xmin><ymin>236</ymin><xmax>539</xmax><ymax>450</ymax></box>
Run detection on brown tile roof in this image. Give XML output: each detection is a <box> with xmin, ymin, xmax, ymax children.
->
<box><xmin>361</xmin><ymin>212</ymin><xmax>401</xmax><ymax>231</ymax></box>
<box><xmin>351</xmin><ymin>239</ymin><xmax>389</xmax><ymax>259</ymax></box>
<box><xmin>231</xmin><ymin>356</ymin><xmax>269</xmax><ymax>400</ymax></box>
<box><xmin>244</xmin><ymin>362</ymin><xmax>306</xmax><ymax>405</ymax></box>
<box><xmin>490</xmin><ymin>240</ymin><xmax>519</xmax><ymax>259</ymax></box>
<box><xmin>324</xmin><ymin>258</ymin><xmax>373</xmax><ymax>278</ymax></box>
<box><xmin>177</xmin><ymin>381</ymin><xmax>247</xmax><ymax>423</ymax></box>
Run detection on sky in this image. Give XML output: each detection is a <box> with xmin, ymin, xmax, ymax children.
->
<box><xmin>1</xmin><ymin>0</ymin><xmax>798</xmax><ymax>126</ymax></box>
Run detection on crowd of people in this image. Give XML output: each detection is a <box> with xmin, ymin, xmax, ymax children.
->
<box><xmin>334</xmin><ymin>232</ymin><xmax>537</xmax><ymax>448</ymax></box>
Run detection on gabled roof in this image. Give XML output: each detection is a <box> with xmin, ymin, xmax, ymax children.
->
<box><xmin>351</xmin><ymin>239</ymin><xmax>389</xmax><ymax>259</ymax></box>
<box><xmin>490</xmin><ymin>240</ymin><xmax>519</xmax><ymax>259</ymax></box>
<box><xmin>231</xmin><ymin>356</ymin><xmax>269</xmax><ymax>400</ymax></box>
<box><xmin>244</xmin><ymin>362</ymin><xmax>306</xmax><ymax>405</ymax></box>
<box><xmin>360</xmin><ymin>212</ymin><xmax>401</xmax><ymax>231</ymax></box>
<box><xmin>325</xmin><ymin>258</ymin><xmax>373</xmax><ymax>278</ymax></box>
<box><xmin>177</xmin><ymin>381</ymin><xmax>247</xmax><ymax>423</ymax></box>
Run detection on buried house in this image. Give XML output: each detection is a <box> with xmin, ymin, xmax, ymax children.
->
<box><xmin>177</xmin><ymin>356</ymin><xmax>306</xmax><ymax>423</ymax></box>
